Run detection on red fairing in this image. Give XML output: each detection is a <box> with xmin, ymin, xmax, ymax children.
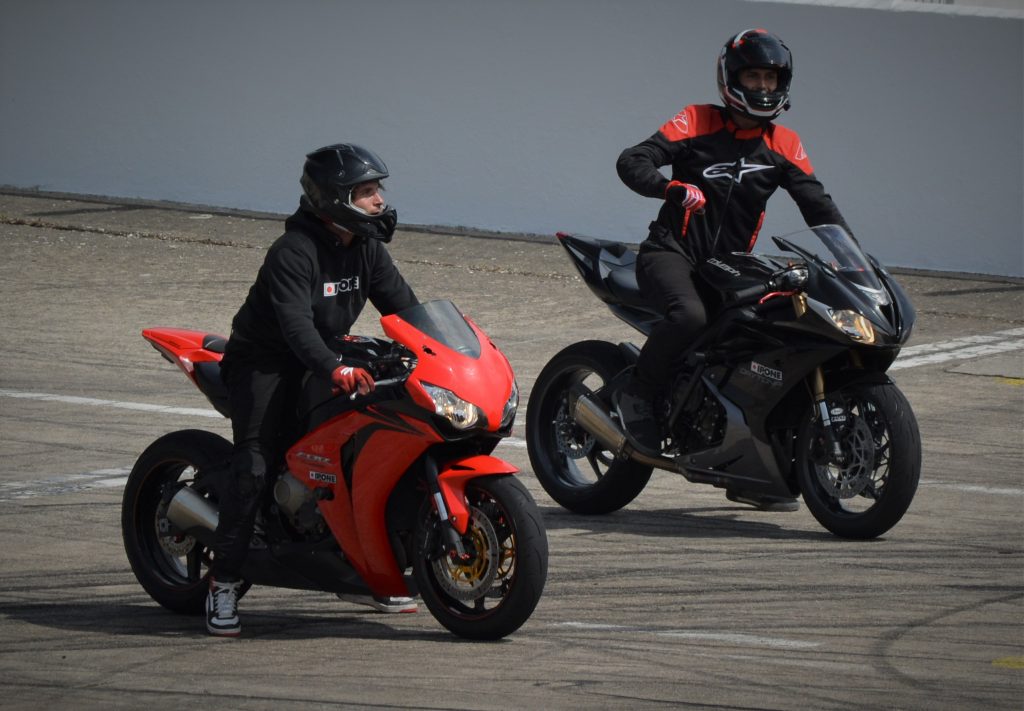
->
<box><xmin>141</xmin><ymin>327</ymin><xmax>224</xmax><ymax>383</ymax></box>
<box><xmin>381</xmin><ymin>311</ymin><xmax>516</xmax><ymax>432</ymax></box>
<box><xmin>286</xmin><ymin>409</ymin><xmax>441</xmax><ymax>597</ymax></box>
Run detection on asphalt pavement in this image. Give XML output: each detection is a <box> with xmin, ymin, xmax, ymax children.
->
<box><xmin>1</xmin><ymin>191</ymin><xmax>1022</xmax><ymax>710</ymax></box>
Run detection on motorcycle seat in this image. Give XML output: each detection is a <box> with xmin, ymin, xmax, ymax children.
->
<box><xmin>202</xmin><ymin>334</ymin><xmax>227</xmax><ymax>353</ymax></box>
<box><xmin>606</xmin><ymin>267</ymin><xmax>655</xmax><ymax>310</ymax></box>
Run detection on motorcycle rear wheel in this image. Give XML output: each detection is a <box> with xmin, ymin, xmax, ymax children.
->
<box><xmin>797</xmin><ymin>382</ymin><xmax>921</xmax><ymax>539</ymax></box>
<box><xmin>413</xmin><ymin>475</ymin><xmax>548</xmax><ymax>640</ymax></box>
<box><xmin>526</xmin><ymin>340</ymin><xmax>653</xmax><ymax>514</ymax></box>
<box><xmin>121</xmin><ymin>429</ymin><xmax>248</xmax><ymax>614</ymax></box>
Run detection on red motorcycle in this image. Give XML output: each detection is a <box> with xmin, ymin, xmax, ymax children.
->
<box><xmin>122</xmin><ymin>299</ymin><xmax>547</xmax><ymax>640</ymax></box>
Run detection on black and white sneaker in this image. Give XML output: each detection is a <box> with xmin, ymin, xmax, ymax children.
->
<box><xmin>337</xmin><ymin>593</ymin><xmax>418</xmax><ymax>614</ymax></box>
<box><xmin>206</xmin><ymin>577</ymin><xmax>242</xmax><ymax>637</ymax></box>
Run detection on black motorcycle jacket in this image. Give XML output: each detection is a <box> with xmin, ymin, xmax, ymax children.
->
<box><xmin>617</xmin><ymin>104</ymin><xmax>850</xmax><ymax>264</ymax></box>
<box><xmin>225</xmin><ymin>204</ymin><xmax>418</xmax><ymax>378</ymax></box>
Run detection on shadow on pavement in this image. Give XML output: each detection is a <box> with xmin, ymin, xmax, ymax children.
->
<box><xmin>535</xmin><ymin>503</ymin><xmax>849</xmax><ymax>543</ymax></box>
<box><xmin>0</xmin><ymin>600</ymin><xmax>480</xmax><ymax>643</ymax></box>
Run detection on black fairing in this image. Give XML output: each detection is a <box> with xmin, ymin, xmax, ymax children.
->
<box><xmin>697</xmin><ymin>251</ymin><xmax>780</xmax><ymax>306</ymax></box>
<box><xmin>556</xmin><ymin>233</ymin><xmax>660</xmax><ymax>334</ymax></box>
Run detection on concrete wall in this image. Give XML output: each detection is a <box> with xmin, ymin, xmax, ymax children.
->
<box><xmin>2</xmin><ymin>0</ymin><xmax>1021</xmax><ymax>276</ymax></box>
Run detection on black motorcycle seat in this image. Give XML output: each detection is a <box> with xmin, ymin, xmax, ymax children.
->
<box><xmin>202</xmin><ymin>334</ymin><xmax>227</xmax><ymax>353</ymax></box>
<box><xmin>606</xmin><ymin>267</ymin><xmax>655</xmax><ymax>310</ymax></box>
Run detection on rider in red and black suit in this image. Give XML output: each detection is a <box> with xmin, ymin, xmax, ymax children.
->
<box><xmin>615</xmin><ymin>29</ymin><xmax>851</xmax><ymax>501</ymax></box>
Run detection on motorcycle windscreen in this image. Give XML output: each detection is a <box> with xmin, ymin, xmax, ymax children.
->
<box><xmin>774</xmin><ymin>225</ymin><xmax>891</xmax><ymax>308</ymax></box>
<box><xmin>392</xmin><ymin>300</ymin><xmax>481</xmax><ymax>358</ymax></box>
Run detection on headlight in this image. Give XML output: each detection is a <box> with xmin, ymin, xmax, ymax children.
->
<box><xmin>828</xmin><ymin>309</ymin><xmax>876</xmax><ymax>344</ymax></box>
<box><xmin>421</xmin><ymin>383</ymin><xmax>482</xmax><ymax>430</ymax></box>
<box><xmin>500</xmin><ymin>380</ymin><xmax>519</xmax><ymax>429</ymax></box>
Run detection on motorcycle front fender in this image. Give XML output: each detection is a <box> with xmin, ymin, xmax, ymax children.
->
<box><xmin>825</xmin><ymin>367</ymin><xmax>895</xmax><ymax>392</ymax></box>
<box><xmin>437</xmin><ymin>454</ymin><xmax>518</xmax><ymax>534</ymax></box>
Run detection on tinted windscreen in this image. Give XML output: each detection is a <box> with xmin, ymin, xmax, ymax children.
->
<box><xmin>774</xmin><ymin>224</ymin><xmax>890</xmax><ymax>306</ymax></box>
<box><xmin>395</xmin><ymin>300</ymin><xmax>481</xmax><ymax>358</ymax></box>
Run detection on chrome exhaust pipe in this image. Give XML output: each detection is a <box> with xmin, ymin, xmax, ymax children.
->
<box><xmin>166</xmin><ymin>486</ymin><xmax>219</xmax><ymax>534</ymax></box>
<box><xmin>572</xmin><ymin>390</ymin><xmax>678</xmax><ymax>471</ymax></box>
<box><xmin>573</xmin><ymin>392</ymin><xmax>630</xmax><ymax>458</ymax></box>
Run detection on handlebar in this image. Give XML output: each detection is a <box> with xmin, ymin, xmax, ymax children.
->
<box><xmin>731</xmin><ymin>283</ymin><xmax>769</xmax><ymax>303</ymax></box>
<box><xmin>730</xmin><ymin>265</ymin><xmax>809</xmax><ymax>306</ymax></box>
<box><xmin>348</xmin><ymin>374</ymin><xmax>409</xmax><ymax>400</ymax></box>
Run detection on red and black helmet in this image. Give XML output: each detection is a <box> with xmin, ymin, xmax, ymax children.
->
<box><xmin>716</xmin><ymin>28</ymin><xmax>793</xmax><ymax>121</ymax></box>
<box><xmin>300</xmin><ymin>143</ymin><xmax>398</xmax><ymax>242</ymax></box>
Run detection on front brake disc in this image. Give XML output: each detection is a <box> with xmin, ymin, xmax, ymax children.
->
<box><xmin>815</xmin><ymin>417</ymin><xmax>876</xmax><ymax>499</ymax></box>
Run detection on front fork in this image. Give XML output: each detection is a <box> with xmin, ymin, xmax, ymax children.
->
<box><xmin>423</xmin><ymin>455</ymin><xmax>471</xmax><ymax>561</ymax></box>
<box><xmin>422</xmin><ymin>452</ymin><xmax>519</xmax><ymax>563</ymax></box>
<box><xmin>794</xmin><ymin>293</ymin><xmax>845</xmax><ymax>462</ymax></box>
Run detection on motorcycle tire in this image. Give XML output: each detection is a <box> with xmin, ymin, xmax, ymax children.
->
<box><xmin>526</xmin><ymin>340</ymin><xmax>653</xmax><ymax>514</ymax></box>
<box><xmin>413</xmin><ymin>475</ymin><xmax>548</xmax><ymax>640</ymax></box>
<box><xmin>796</xmin><ymin>382</ymin><xmax>921</xmax><ymax>539</ymax></box>
<box><xmin>121</xmin><ymin>429</ymin><xmax>249</xmax><ymax>614</ymax></box>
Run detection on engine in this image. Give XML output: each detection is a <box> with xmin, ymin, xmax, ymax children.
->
<box><xmin>672</xmin><ymin>382</ymin><xmax>726</xmax><ymax>453</ymax></box>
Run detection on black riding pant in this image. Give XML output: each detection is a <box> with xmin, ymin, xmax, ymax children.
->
<box><xmin>634</xmin><ymin>247</ymin><xmax>707</xmax><ymax>396</ymax></box>
<box><xmin>213</xmin><ymin>356</ymin><xmax>303</xmax><ymax>581</ymax></box>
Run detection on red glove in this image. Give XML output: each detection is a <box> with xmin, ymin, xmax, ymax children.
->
<box><xmin>665</xmin><ymin>181</ymin><xmax>706</xmax><ymax>212</ymax></box>
<box><xmin>331</xmin><ymin>365</ymin><xmax>374</xmax><ymax>396</ymax></box>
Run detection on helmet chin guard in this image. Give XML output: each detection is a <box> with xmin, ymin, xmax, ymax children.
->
<box><xmin>716</xmin><ymin>28</ymin><xmax>793</xmax><ymax>122</ymax></box>
<box><xmin>300</xmin><ymin>143</ymin><xmax>398</xmax><ymax>242</ymax></box>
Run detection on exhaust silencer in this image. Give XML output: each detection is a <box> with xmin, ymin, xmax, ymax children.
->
<box><xmin>166</xmin><ymin>486</ymin><xmax>219</xmax><ymax>534</ymax></box>
<box><xmin>572</xmin><ymin>391</ymin><xmax>630</xmax><ymax>458</ymax></box>
<box><xmin>572</xmin><ymin>388</ymin><xmax>676</xmax><ymax>470</ymax></box>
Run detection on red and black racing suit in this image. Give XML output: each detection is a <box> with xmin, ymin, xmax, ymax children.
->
<box><xmin>616</xmin><ymin>103</ymin><xmax>850</xmax><ymax>395</ymax></box>
<box><xmin>214</xmin><ymin>203</ymin><xmax>418</xmax><ymax>582</ymax></box>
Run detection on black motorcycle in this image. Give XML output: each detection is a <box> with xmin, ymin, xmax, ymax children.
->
<box><xmin>526</xmin><ymin>225</ymin><xmax>920</xmax><ymax>539</ymax></box>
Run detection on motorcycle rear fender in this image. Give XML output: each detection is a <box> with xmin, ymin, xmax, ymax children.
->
<box><xmin>437</xmin><ymin>454</ymin><xmax>518</xmax><ymax>534</ymax></box>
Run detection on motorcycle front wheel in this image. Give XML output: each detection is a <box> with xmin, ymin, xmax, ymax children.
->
<box><xmin>413</xmin><ymin>475</ymin><xmax>548</xmax><ymax>640</ymax></box>
<box><xmin>796</xmin><ymin>382</ymin><xmax>921</xmax><ymax>539</ymax></box>
<box><xmin>526</xmin><ymin>340</ymin><xmax>653</xmax><ymax>514</ymax></box>
<box><xmin>121</xmin><ymin>429</ymin><xmax>247</xmax><ymax>614</ymax></box>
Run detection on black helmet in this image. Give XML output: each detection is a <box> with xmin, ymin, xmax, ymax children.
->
<box><xmin>716</xmin><ymin>28</ymin><xmax>793</xmax><ymax>121</ymax></box>
<box><xmin>300</xmin><ymin>143</ymin><xmax>398</xmax><ymax>242</ymax></box>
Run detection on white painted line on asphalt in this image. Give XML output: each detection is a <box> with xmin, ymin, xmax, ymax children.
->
<box><xmin>2</xmin><ymin>325</ymin><xmax>1015</xmax><ymax>504</ymax></box>
<box><xmin>897</xmin><ymin>327</ymin><xmax>1024</xmax><ymax>356</ymax></box>
<box><xmin>1</xmin><ymin>329</ymin><xmax>1019</xmax><ymax>422</ymax></box>
<box><xmin>0</xmin><ymin>467</ymin><xmax>132</xmax><ymax>501</ymax></box>
<box><xmin>551</xmin><ymin>621</ymin><xmax>821</xmax><ymax>649</ymax></box>
<box><xmin>4</xmin><ymin>472</ymin><xmax>1013</xmax><ymax>503</ymax></box>
<box><xmin>0</xmin><ymin>388</ymin><xmax>223</xmax><ymax>418</ymax></box>
<box><xmin>920</xmin><ymin>481</ymin><xmax>1024</xmax><ymax>496</ymax></box>
<box><xmin>0</xmin><ymin>388</ymin><xmax>529</xmax><ymax>448</ymax></box>
<box><xmin>891</xmin><ymin>331</ymin><xmax>1024</xmax><ymax>371</ymax></box>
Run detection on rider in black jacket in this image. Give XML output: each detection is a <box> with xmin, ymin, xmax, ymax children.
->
<box><xmin>206</xmin><ymin>144</ymin><xmax>420</xmax><ymax>636</ymax></box>
<box><xmin>615</xmin><ymin>29</ymin><xmax>850</xmax><ymax>509</ymax></box>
